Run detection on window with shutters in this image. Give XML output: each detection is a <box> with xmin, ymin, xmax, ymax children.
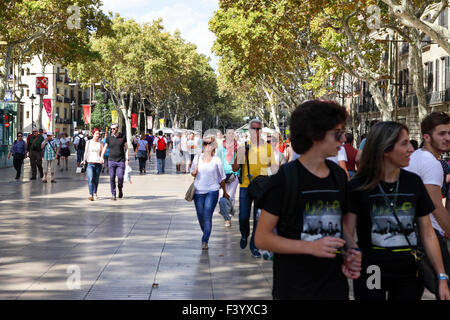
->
<box><xmin>436</xmin><ymin>59</ymin><xmax>440</xmax><ymax>92</ymax></box>
<box><xmin>439</xmin><ymin>7</ymin><xmax>448</xmax><ymax>28</ymax></box>
<box><xmin>428</xmin><ymin>62</ymin><xmax>434</xmax><ymax>92</ymax></box>
<box><xmin>442</xmin><ymin>57</ymin><xmax>446</xmax><ymax>91</ymax></box>
<box><xmin>405</xmin><ymin>69</ymin><xmax>409</xmax><ymax>94</ymax></box>
<box><xmin>446</xmin><ymin>57</ymin><xmax>450</xmax><ymax>89</ymax></box>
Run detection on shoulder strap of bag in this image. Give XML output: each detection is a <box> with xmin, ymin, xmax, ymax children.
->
<box><xmin>47</xmin><ymin>139</ymin><xmax>57</xmax><ymax>154</ymax></box>
<box><xmin>245</xmin><ymin>142</ymin><xmax>252</xmax><ymax>182</ymax></box>
<box><xmin>378</xmin><ymin>180</ymin><xmax>414</xmax><ymax>248</ymax></box>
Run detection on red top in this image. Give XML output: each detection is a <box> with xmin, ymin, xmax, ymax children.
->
<box><xmin>343</xmin><ymin>143</ymin><xmax>358</xmax><ymax>171</ymax></box>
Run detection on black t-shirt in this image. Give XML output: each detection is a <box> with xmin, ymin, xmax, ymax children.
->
<box><xmin>260</xmin><ymin>160</ymin><xmax>349</xmax><ymax>300</ymax></box>
<box><xmin>105</xmin><ymin>133</ymin><xmax>127</xmax><ymax>162</ymax></box>
<box><xmin>349</xmin><ymin>169</ymin><xmax>434</xmax><ymax>251</ymax></box>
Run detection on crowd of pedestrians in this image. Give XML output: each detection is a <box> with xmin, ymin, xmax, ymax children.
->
<box><xmin>7</xmin><ymin>98</ymin><xmax>450</xmax><ymax>301</ymax></box>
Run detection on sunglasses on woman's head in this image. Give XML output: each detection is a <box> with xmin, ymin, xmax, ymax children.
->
<box><xmin>203</xmin><ymin>141</ymin><xmax>212</xmax><ymax>146</ymax></box>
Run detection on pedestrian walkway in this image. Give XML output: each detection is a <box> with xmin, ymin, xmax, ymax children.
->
<box><xmin>0</xmin><ymin>151</ymin><xmax>436</xmax><ymax>300</ymax></box>
<box><xmin>0</xmin><ymin>151</ymin><xmax>272</xmax><ymax>300</ymax></box>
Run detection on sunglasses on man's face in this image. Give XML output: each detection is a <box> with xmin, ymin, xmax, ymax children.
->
<box><xmin>18</xmin><ymin>135</ymin><xmax>23</xmax><ymax>138</ymax></box>
<box><xmin>333</xmin><ymin>130</ymin><xmax>346</xmax><ymax>141</ymax></box>
<box><xmin>251</xmin><ymin>127</ymin><xmax>262</xmax><ymax>131</ymax></box>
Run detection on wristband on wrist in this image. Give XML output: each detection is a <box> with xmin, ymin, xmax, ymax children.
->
<box><xmin>438</xmin><ymin>273</ymin><xmax>449</xmax><ymax>281</ymax></box>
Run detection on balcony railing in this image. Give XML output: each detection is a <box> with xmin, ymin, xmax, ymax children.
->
<box><xmin>64</xmin><ymin>97</ymin><xmax>70</xmax><ymax>103</ymax></box>
<box><xmin>56</xmin><ymin>75</ymin><xmax>63</xmax><ymax>82</ymax></box>
<box><xmin>56</xmin><ymin>96</ymin><xmax>63</xmax><ymax>102</ymax></box>
<box><xmin>358</xmin><ymin>97</ymin><xmax>379</xmax><ymax>113</ymax></box>
<box><xmin>421</xmin><ymin>35</ymin><xmax>432</xmax><ymax>48</ymax></box>
<box><xmin>55</xmin><ymin>118</ymin><xmax>71</xmax><ymax>124</ymax></box>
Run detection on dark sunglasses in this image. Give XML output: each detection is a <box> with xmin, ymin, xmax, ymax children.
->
<box><xmin>334</xmin><ymin>130</ymin><xmax>346</xmax><ymax>141</ymax></box>
<box><xmin>203</xmin><ymin>141</ymin><xmax>213</xmax><ymax>146</ymax></box>
<box><xmin>18</xmin><ymin>135</ymin><xmax>23</xmax><ymax>137</ymax></box>
<box><xmin>251</xmin><ymin>127</ymin><xmax>262</xmax><ymax>131</ymax></box>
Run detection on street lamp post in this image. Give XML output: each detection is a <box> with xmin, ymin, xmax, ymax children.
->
<box><xmin>71</xmin><ymin>100</ymin><xmax>75</xmax><ymax>134</ymax></box>
<box><xmin>29</xmin><ymin>94</ymin><xmax>36</xmax><ymax>130</ymax></box>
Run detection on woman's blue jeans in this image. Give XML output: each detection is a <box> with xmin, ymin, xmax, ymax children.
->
<box><xmin>193</xmin><ymin>190</ymin><xmax>219</xmax><ymax>243</ymax></box>
<box><xmin>87</xmin><ymin>163</ymin><xmax>102</xmax><ymax>196</ymax></box>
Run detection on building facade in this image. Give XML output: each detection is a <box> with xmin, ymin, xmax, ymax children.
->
<box><xmin>340</xmin><ymin>4</ymin><xmax>450</xmax><ymax>144</ymax></box>
<box><xmin>7</xmin><ymin>56</ymin><xmax>90</xmax><ymax>136</ymax></box>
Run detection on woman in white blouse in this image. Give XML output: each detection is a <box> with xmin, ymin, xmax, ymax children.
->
<box><xmin>191</xmin><ymin>135</ymin><xmax>229</xmax><ymax>250</ymax></box>
<box><xmin>82</xmin><ymin>129</ymin><xmax>104</xmax><ymax>201</ymax></box>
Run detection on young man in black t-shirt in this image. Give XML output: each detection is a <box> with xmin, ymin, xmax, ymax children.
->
<box><xmin>101</xmin><ymin>124</ymin><xmax>129</xmax><ymax>200</ymax></box>
<box><xmin>255</xmin><ymin>100</ymin><xmax>362</xmax><ymax>300</ymax></box>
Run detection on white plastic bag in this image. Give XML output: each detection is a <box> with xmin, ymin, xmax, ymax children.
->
<box><xmin>124</xmin><ymin>165</ymin><xmax>132</xmax><ymax>184</ymax></box>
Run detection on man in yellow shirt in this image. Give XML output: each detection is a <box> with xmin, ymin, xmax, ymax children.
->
<box><xmin>232</xmin><ymin>119</ymin><xmax>278</xmax><ymax>257</ymax></box>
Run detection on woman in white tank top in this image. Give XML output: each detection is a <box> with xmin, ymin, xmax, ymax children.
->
<box><xmin>82</xmin><ymin>129</ymin><xmax>104</xmax><ymax>201</ymax></box>
<box><xmin>190</xmin><ymin>135</ymin><xmax>228</xmax><ymax>250</ymax></box>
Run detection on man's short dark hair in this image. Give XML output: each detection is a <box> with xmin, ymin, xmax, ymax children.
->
<box><xmin>345</xmin><ymin>133</ymin><xmax>354</xmax><ymax>144</ymax></box>
<box><xmin>158</xmin><ymin>130</ymin><xmax>163</xmax><ymax>135</ymax></box>
<box><xmin>370</xmin><ymin>120</ymin><xmax>379</xmax><ymax>128</ymax></box>
<box><xmin>421</xmin><ymin>111</ymin><xmax>450</xmax><ymax>136</ymax></box>
<box><xmin>410</xmin><ymin>139</ymin><xmax>418</xmax><ymax>150</ymax></box>
<box><xmin>290</xmin><ymin>100</ymin><xmax>348</xmax><ymax>154</ymax></box>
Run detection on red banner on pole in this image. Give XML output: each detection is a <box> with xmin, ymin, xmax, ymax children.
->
<box><xmin>43</xmin><ymin>99</ymin><xmax>52</xmax><ymax>121</ymax></box>
<box><xmin>82</xmin><ymin>105</ymin><xmax>91</xmax><ymax>124</ymax></box>
<box><xmin>132</xmin><ymin>113</ymin><xmax>138</xmax><ymax>129</ymax></box>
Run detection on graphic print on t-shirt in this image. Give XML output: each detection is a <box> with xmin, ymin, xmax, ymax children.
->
<box><xmin>369</xmin><ymin>194</ymin><xmax>417</xmax><ymax>247</ymax></box>
<box><xmin>301</xmin><ymin>190</ymin><xmax>342</xmax><ymax>241</ymax></box>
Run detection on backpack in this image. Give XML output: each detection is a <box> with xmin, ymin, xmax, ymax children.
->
<box><xmin>78</xmin><ymin>137</ymin><xmax>86</xmax><ymax>150</ymax></box>
<box><xmin>156</xmin><ymin>137</ymin><xmax>166</xmax><ymax>151</ymax></box>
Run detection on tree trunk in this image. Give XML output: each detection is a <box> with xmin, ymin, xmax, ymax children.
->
<box><xmin>368</xmin><ymin>80</ymin><xmax>393</xmax><ymax>121</ymax></box>
<box><xmin>120</xmin><ymin>92</ymin><xmax>133</xmax><ymax>145</ymax></box>
<box><xmin>0</xmin><ymin>45</ymin><xmax>13</xmax><ymax>101</ymax></box>
<box><xmin>262</xmin><ymin>85</ymin><xmax>281</xmax><ymax>133</ymax></box>
<box><xmin>410</xmin><ymin>29</ymin><xmax>429</xmax><ymax>125</ymax></box>
<box><xmin>153</xmin><ymin>104</ymin><xmax>160</xmax><ymax>131</ymax></box>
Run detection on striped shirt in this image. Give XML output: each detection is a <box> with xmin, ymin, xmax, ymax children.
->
<box><xmin>42</xmin><ymin>139</ymin><xmax>60</xmax><ymax>160</ymax></box>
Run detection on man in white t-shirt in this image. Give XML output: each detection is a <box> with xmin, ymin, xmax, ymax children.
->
<box><xmin>404</xmin><ymin>112</ymin><xmax>450</xmax><ymax>287</ymax></box>
<box><xmin>327</xmin><ymin>144</ymin><xmax>350</xmax><ymax>180</ymax></box>
<box><xmin>180</xmin><ymin>132</ymin><xmax>189</xmax><ymax>173</ymax></box>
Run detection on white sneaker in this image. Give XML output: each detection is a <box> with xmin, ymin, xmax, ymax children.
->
<box><xmin>224</xmin><ymin>220</ymin><xmax>231</xmax><ymax>228</ymax></box>
<box><xmin>94</xmin><ymin>194</ymin><xmax>99</xmax><ymax>200</ymax></box>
